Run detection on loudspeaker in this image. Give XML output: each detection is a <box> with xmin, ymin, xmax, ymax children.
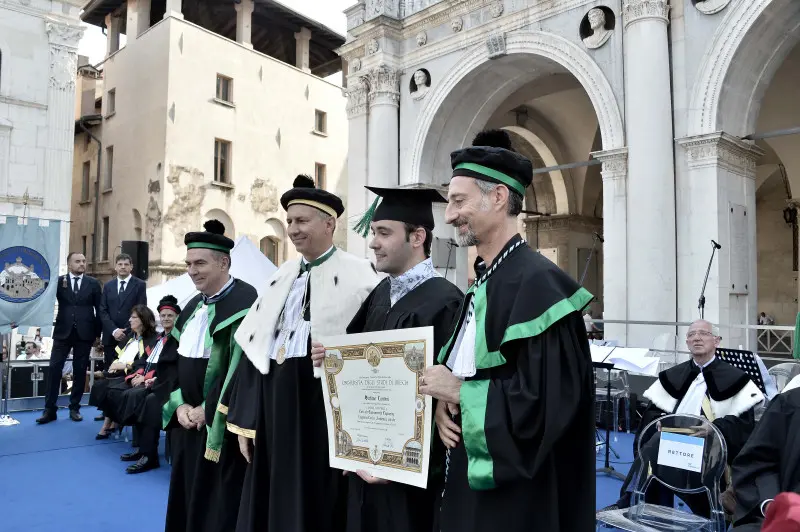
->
<box><xmin>121</xmin><ymin>240</ymin><xmax>149</xmax><ymax>281</ymax></box>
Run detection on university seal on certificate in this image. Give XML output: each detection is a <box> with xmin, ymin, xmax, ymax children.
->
<box><xmin>319</xmin><ymin>327</ymin><xmax>434</xmax><ymax>488</ymax></box>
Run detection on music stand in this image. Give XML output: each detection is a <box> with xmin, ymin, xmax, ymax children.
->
<box><xmin>716</xmin><ymin>348</ymin><xmax>767</xmax><ymax>395</ymax></box>
<box><xmin>594</xmin><ymin>360</ymin><xmax>626</xmax><ymax>480</ymax></box>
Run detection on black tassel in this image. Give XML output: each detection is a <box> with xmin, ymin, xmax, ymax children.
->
<box><xmin>334</xmin><ymin>276</ymin><xmax>338</xmax><ymax>286</ymax></box>
<box><xmin>289</xmin><ymin>331</ymin><xmax>295</xmax><ymax>340</ymax></box>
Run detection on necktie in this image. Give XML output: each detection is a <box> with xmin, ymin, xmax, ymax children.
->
<box><xmin>120</xmin><ymin>280</ymin><xmax>126</xmax><ymax>294</ymax></box>
<box><xmin>72</xmin><ymin>277</ymin><xmax>79</xmax><ymax>294</ymax></box>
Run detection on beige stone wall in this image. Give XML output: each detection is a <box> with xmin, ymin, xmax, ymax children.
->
<box><xmin>69</xmin><ymin>17</ymin><xmax>348</xmax><ymax>286</ymax></box>
<box><xmin>756</xmin><ymin>172</ymin><xmax>796</xmax><ymax>325</ymax></box>
<box><xmin>158</xmin><ymin>18</ymin><xmax>348</xmax><ymax>268</ymax></box>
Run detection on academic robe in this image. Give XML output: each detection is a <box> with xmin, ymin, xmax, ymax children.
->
<box><xmin>616</xmin><ymin>357</ymin><xmax>765</xmax><ymax>515</ymax></box>
<box><xmin>89</xmin><ymin>332</ymin><xmax>159</xmax><ymax>423</ymax></box>
<box><xmin>156</xmin><ymin>279</ymin><xmax>257</xmax><ymax>532</ymax></box>
<box><xmin>223</xmin><ymin>248</ymin><xmax>379</xmax><ymax>532</ymax></box>
<box><xmin>437</xmin><ymin>235</ymin><xmax>596</xmax><ymax>532</ymax></box>
<box><xmin>344</xmin><ymin>276</ymin><xmax>463</xmax><ymax>532</ymax></box>
<box><xmin>732</xmin><ymin>387</ymin><xmax>800</xmax><ymax>531</ymax></box>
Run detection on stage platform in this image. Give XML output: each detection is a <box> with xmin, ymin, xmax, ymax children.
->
<box><xmin>0</xmin><ymin>409</ymin><xmax>634</xmax><ymax>531</ymax></box>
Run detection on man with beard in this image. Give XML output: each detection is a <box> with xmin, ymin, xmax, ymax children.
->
<box><xmin>222</xmin><ymin>175</ymin><xmax>380</xmax><ymax>532</ymax></box>
<box><xmin>610</xmin><ymin>319</ymin><xmax>764</xmax><ymax>516</ymax></box>
<box><xmin>310</xmin><ymin>185</ymin><xmax>463</xmax><ymax>532</ymax></box>
<box><xmin>419</xmin><ymin>129</ymin><xmax>596</xmax><ymax>532</ymax></box>
<box><xmin>157</xmin><ymin>220</ymin><xmax>258</xmax><ymax>532</ymax></box>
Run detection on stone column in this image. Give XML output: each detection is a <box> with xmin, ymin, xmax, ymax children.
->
<box><xmin>235</xmin><ymin>0</ymin><xmax>254</xmax><ymax>49</ymax></box>
<box><xmin>164</xmin><ymin>0</ymin><xmax>183</xmax><ymax>19</ymax></box>
<box><xmin>345</xmin><ymin>79</ymin><xmax>370</xmax><ymax>257</ymax></box>
<box><xmin>295</xmin><ymin>27</ymin><xmax>312</xmax><ymax>72</ymax></box>
<box><xmin>127</xmin><ymin>0</ymin><xmax>152</xmax><ymax>39</ymax></box>
<box><xmin>622</xmin><ymin>0</ymin><xmax>676</xmax><ymax>347</ymax></box>
<box><xmin>367</xmin><ymin>64</ymin><xmax>400</xmax><ymax>189</ymax></box>
<box><xmin>105</xmin><ymin>14</ymin><xmax>121</xmax><ymax>55</ymax></box>
<box><xmin>592</xmin><ymin>148</ymin><xmax>629</xmax><ymax>344</ymax></box>
<box><xmin>44</xmin><ymin>21</ymin><xmax>85</xmax><ymax>216</ymax></box>
<box><xmin>677</xmin><ymin>133</ymin><xmax>763</xmax><ymax>349</ymax></box>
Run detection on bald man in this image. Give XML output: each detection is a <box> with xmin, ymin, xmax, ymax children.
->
<box><xmin>607</xmin><ymin>320</ymin><xmax>764</xmax><ymax>515</ymax></box>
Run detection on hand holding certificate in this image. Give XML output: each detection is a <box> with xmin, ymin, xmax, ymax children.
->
<box><xmin>318</xmin><ymin>327</ymin><xmax>434</xmax><ymax>488</ymax></box>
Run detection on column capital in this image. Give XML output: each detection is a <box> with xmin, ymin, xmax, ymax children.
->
<box><xmin>346</xmin><ymin>78</ymin><xmax>369</xmax><ymax>119</ymax></box>
<box><xmin>294</xmin><ymin>27</ymin><xmax>312</xmax><ymax>41</ymax></box>
<box><xmin>591</xmin><ymin>147</ymin><xmax>628</xmax><ymax>182</ymax></box>
<box><xmin>366</xmin><ymin>64</ymin><xmax>400</xmax><ymax>107</ymax></box>
<box><xmin>234</xmin><ymin>1</ymin><xmax>254</xmax><ymax>14</ymax></box>
<box><xmin>622</xmin><ymin>0</ymin><xmax>670</xmax><ymax>28</ymax></box>
<box><xmin>45</xmin><ymin>19</ymin><xmax>84</xmax><ymax>49</ymax></box>
<box><xmin>678</xmin><ymin>132</ymin><xmax>764</xmax><ymax>178</ymax></box>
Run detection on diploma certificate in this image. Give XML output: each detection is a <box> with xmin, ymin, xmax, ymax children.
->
<box><xmin>319</xmin><ymin>326</ymin><xmax>434</xmax><ymax>488</ymax></box>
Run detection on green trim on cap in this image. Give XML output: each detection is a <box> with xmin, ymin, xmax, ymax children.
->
<box><xmin>454</xmin><ymin>162</ymin><xmax>526</xmax><ymax>196</ymax></box>
<box><xmin>187</xmin><ymin>242</ymin><xmax>231</xmax><ymax>253</ymax></box>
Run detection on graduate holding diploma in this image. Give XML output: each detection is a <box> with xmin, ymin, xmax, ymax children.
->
<box><xmin>312</xmin><ymin>185</ymin><xmax>463</xmax><ymax>532</ymax></box>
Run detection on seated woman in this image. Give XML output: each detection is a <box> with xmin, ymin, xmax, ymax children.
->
<box><xmin>89</xmin><ymin>304</ymin><xmax>159</xmax><ymax>439</ymax></box>
<box><xmin>118</xmin><ymin>295</ymin><xmax>181</xmax><ymax>474</ymax></box>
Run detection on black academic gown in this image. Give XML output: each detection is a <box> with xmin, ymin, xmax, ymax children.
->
<box><xmin>617</xmin><ymin>358</ymin><xmax>761</xmax><ymax>515</ymax></box>
<box><xmin>89</xmin><ymin>332</ymin><xmax>159</xmax><ymax>423</ymax></box>
<box><xmin>438</xmin><ymin>236</ymin><xmax>596</xmax><ymax>532</ymax></box>
<box><xmin>732</xmin><ymin>387</ymin><xmax>800</xmax><ymax>531</ymax></box>
<box><xmin>344</xmin><ymin>276</ymin><xmax>463</xmax><ymax>532</ymax></box>
<box><xmin>223</xmin><ymin>280</ymin><xmax>348</xmax><ymax>532</ymax></box>
<box><xmin>156</xmin><ymin>279</ymin><xmax>257</xmax><ymax>532</ymax></box>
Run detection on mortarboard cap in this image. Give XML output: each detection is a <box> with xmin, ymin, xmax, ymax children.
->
<box><xmin>184</xmin><ymin>220</ymin><xmax>234</xmax><ymax>254</ymax></box>
<box><xmin>280</xmin><ymin>174</ymin><xmax>345</xmax><ymax>218</ymax></box>
<box><xmin>352</xmin><ymin>186</ymin><xmax>446</xmax><ymax>237</ymax></box>
<box><xmin>449</xmin><ymin>129</ymin><xmax>533</xmax><ymax>196</ymax></box>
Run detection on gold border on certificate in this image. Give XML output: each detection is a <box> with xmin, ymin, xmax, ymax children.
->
<box><xmin>319</xmin><ymin>326</ymin><xmax>434</xmax><ymax>488</ymax></box>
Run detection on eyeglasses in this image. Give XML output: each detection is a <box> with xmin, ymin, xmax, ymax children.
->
<box><xmin>686</xmin><ymin>330</ymin><xmax>714</xmax><ymax>339</ymax></box>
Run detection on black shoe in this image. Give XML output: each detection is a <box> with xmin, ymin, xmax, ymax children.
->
<box><xmin>96</xmin><ymin>430</ymin><xmax>111</xmax><ymax>440</ymax></box>
<box><xmin>36</xmin><ymin>411</ymin><xmax>57</xmax><ymax>424</ymax></box>
<box><xmin>69</xmin><ymin>410</ymin><xmax>83</xmax><ymax>422</ymax></box>
<box><xmin>94</xmin><ymin>414</ymin><xmax>104</xmax><ymax>421</ymax></box>
<box><xmin>126</xmin><ymin>455</ymin><xmax>159</xmax><ymax>474</ymax></box>
<box><xmin>120</xmin><ymin>451</ymin><xmax>142</xmax><ymax>462</ymax></box>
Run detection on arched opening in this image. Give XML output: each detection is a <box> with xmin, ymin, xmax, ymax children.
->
<box><xmin>412</xmin><ymin>32</ymin><xmax>622</xmax><ymax>310</ymax></box>
<box><xmin>261</xmin><ymin>218</ymin><xmax>287</xmax><ymax>266</ymax></box>
<box><xmin>204</xmin><ymin>209</ymin><xmax>235</xmax><ymax>239</ymax></box>
<box><xmin>694</xmin><ymin>0</ymin><xmax>800</xmax><ymax>356</ymax></box>
<box><xmin>132</xmin><ymin>209</ymin><xmax>143</xmax><ymax>241</ymax></box>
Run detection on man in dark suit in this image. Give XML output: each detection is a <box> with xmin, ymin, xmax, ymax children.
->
<box><xmin>99</xmin><ymin>252</ymin><xmax>147</xmax><ymax>364</ymax></box>
<box><xmin>37</xmin><ymin>252</ymin><xmax>102</xmax><ymax>423</ymax></box>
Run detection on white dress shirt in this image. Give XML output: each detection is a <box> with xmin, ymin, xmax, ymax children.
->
<box><xmin>70</xmin><ymin>274</ymin><xmax>84</xmax><ymax>291</ymax></box>
<box><xmin>117</xmin><ymin>275</ymin><xmax>132</xmax><ymax>294</ymax></box>
<box><xmin>676</xmin><ymin>357</ymin><xmax>717</xmax><ymax>416</ymax></box>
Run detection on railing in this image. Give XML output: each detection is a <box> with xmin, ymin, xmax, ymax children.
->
<box><xmin>588</xmin><ymin>319</ymin><xmax>796</xmax><ymax>365</ymax></box>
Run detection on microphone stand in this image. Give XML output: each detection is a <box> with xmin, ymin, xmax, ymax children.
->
<box><xmin>698</xmin><ymin>241</ymin><xmax>720</xmax><ymax>319</ymax></box>
<box><xmin>580</xmin><ymin>233</ymin><xmax>600</xmax><ymax>286</ymax></box>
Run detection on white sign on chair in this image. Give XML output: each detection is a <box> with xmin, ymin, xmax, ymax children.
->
<box><xmin>657</xmin><ymin>431</ymin><xmax>705</xmax><ymax>473</ymax></box>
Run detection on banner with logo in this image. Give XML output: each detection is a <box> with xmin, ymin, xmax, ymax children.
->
<box><xmin>0</xmin><ymin>216</ymin><xmax>61</xmax><ymax>336</ymax></box>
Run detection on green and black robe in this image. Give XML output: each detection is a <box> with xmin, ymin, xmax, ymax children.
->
<box><xmin>437</xmin><ymin>235</ymin><xmax>595</xmax><ymax>532</ymax></box>
<box><xmin>155</xmin><ymin>277</ymin><xmax>257</xmax><ymax>532</ymax></box>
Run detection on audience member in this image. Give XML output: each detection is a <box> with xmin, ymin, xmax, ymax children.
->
<box><xmin>609</xmin><ymin>320</ymin><xmax>764</xmax><ymax>516</ymax></box>
<box><xmin>99</xmin><ymin>253</ymin><xmax>147</xmax><ymax>368</ymax></box>
<box><xmin>117</xmin><ymin>295</ymin><xmax>181</xmax><ymax>474</ymax></box>
<box><xmin>17</xmin><ymin>341</ymin><xmax>45</xmax><ymax>361</ymax></box>
<box><xmin>89</xmin><ymin>305</ymin><xmax>159</xmax><ymax>439</ymax></box>
<box><xmin>37</xmin><ymin>252</ymin><xmax>102</xmax><ymax>424</ymax></box>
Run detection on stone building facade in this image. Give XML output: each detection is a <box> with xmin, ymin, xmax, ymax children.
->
<box><xmin>0</xmin><ymin>0</ymin><xmax>85</xmax><ymax>274</ymax></box>
<box><xmin>339</xmin><ymin>0</ymin><xmax>800</xmax><ymax>350</ymax></box>
<box><xmin>70</xmin><ymin>0</ymin><xmax>349</xmax><ymax>285</ymax></box>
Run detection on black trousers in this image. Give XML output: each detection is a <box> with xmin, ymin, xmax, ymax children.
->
<box><xmin>137</xmin><ymin>392</ymin><xmax>161</xmax><ymax>456</ymax></box>
<box><xmin>103</xmin><ymin>343</ymin><xmax>118</xmax><ymax>368</ymax></box>
<box><xmin>45</xmin><ymin>329</ymin><xmax>92</xmax><ymax>412</ymax></box>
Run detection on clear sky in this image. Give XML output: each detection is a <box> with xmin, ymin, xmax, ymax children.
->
<box><xmin>77</xmin><ymin>0</ymin><xmax>353</xmax><ymax>65</ymax></box>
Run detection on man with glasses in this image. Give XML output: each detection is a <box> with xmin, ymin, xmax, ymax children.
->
<box><xmin>607</xmin><ymin>319</ymin><xmax>764</xmax><ymax>514</ymax></box>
